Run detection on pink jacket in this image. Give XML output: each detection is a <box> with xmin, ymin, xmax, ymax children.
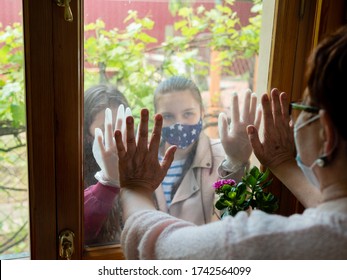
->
<box><xmin>84</xmin><ymin>182</ymin><xmax>119</xmax><ymax>242</ymax></box>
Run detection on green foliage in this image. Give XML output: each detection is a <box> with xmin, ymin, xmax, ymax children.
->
<box><xmin>238</xmin><ymin>0</ymin><xmax>262</xmax><ymax>58</ymax></box>
<box><xmin>214</xmin><ymin>166</ymin><xmax>279</xmax><ymax>218</ymax></box>
<box><xmin>84</xmin><ymin>0</ymin><xmax>262</xmax><ymax>121</ymax></box>
<box><xmin>1</xmin><ymin>1</ymin><xmax>262</xmax><ymax>129</ymax></box>
<box><xmin>168</xmin><ymin>0</ymin><xmax>195</xmax><ymax>16</ymax></box>
<box><xmin>0</xmin><ymin>23</ymin><xmax>25</xmax><ymax>129</ymax></box>
<box><xmin>84</xmin><ymin>13</ymin><xmax>159</xmax><ymax>120</ymax></box>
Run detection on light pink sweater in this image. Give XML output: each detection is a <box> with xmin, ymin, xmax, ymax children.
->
<box><xmin>121</xmin><ymin>197</ymin><xmax>347</xmax><ymax>259</ymax></box>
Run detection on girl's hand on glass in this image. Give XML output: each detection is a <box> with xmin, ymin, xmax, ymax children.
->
<box><xmin>93</xmin><ymin>105</ymin><xmax>132</xmax><ymax>187</ymax></box>
<box><xmin>218</xmin><ymin>89</ymin><xmax>261</xmax><ymax>164</ymax></box>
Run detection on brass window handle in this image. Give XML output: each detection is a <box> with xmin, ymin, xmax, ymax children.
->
<box><xmin>59</xmin><ymin>229</ymin><xmax>75</xmax><ymax>260</ymax></box>
<box><xmin>55</xmin><ymin>0</ymin><xmax>73</xmax><ymax>22</ymax></box>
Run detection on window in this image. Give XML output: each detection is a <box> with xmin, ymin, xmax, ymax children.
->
<box><xmin>83</xmin><ymin>0</ymin><xmax>266</xmax><ymax>248</ymax></box>
<box><xmin>19</xmin><ymin>0</ymin><xmax>346</xmax><ymax>259</ymax></box>
<box><xmin>0</xmin><ymin>0</ymin><xmax>29</xmax><ymax>260</ymax></box>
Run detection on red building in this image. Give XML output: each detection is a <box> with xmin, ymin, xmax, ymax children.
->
<box><xmin>2</xmin><ymin>0</ymin><xmax>252</xmax><ymax>43</ymax></box>
<box><xmin>84</xmin><ymin>0</ymin><xmax>253</xmax><ymax>45</ymax></box>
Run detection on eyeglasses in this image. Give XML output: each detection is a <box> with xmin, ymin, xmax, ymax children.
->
<box><xmin>290</xmin><ymin>102</ymin><xmax>320</xmax><ymax>114</ymax></box>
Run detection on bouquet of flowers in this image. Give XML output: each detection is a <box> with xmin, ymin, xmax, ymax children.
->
<box><xmin>213</xmin><ymin>166</ymin><xmax>279</xmax><ymax>218</ymax></box>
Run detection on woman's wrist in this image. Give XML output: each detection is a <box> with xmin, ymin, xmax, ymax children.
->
<box><xmin>266</xmin><ymin>159</ymin><xmax>322</xmax><ymax>208</ymax></box>
<box><xmin>120</xmin><ymin>188</ymin><xmax>156</xmax><ymax>221</ymax></box>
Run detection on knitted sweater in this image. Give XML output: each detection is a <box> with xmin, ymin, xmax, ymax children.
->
<box><xmin>121</xmin><ymin>197</ymin><xmax>347</xmax><ymax>259</ymax></box>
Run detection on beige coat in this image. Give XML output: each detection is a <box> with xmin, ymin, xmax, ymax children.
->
<box><xmin>154</xmin><ymin>132</ymin><xmax>245</xmax><ymax>225</ymax></box>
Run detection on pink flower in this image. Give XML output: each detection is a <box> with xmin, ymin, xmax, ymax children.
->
<box><xmin>213</xmin><ymin>179</ymin><xmax>236</xmax><ymax>189</ymax></box>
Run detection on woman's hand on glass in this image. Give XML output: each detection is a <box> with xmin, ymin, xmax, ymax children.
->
<box><xmin>218</xmin><ymin>89</ymin><xmax>261</xmax><ymax>164</ymax></box>
<box><xmin>115</xmin><ymin>109</ymin><xmax>176</xmax><ymax>196</ymax></box>
<box><xmin>247</xmin><ymin>88</ymin><xmax>296</xmax><ymax>169</ymax></box>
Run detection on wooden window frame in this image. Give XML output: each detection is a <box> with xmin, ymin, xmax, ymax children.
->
<box><xmin>23</xmin><ymin>0</ymin><xmax>346</xmax><ymax>259</ymax></box>
<box><xmin>23</xmin><ymin>0</ymin><xmax>84</xmax><ymax>259</ymax></box>
<box><xmin>267</xmin><ymin>0</ymin><xmax>347</xmax><ymax>216</ymax></box>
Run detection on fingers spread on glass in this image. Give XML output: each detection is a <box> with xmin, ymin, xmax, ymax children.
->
<box><xmin>250</xmin><ymin>89</ymin><xmax>295</xmax><ymax>169</ymax></box>
<box><xmin>149</xmin><ymin>113</ymin><xmax>163</xmax><ymax>155</ymax></box>
<box><xmin>231</xmin><ymin>91</ymin><xmax>240</xmax><ymax>125</ymax></box>
<box><xmin>241</xmin><ymin>89</ymin><xmax>252</xmax><ymax>124</ymax></box>
<box><xmin>125</xmin><ymin>114</ymin><xmax>136</xmax><ymax>157</ymax></box>
<box><xmin>115</xmin><ymin>109</ymin><xmax>176</xmax><ymax>193</ymax></box>
<box><xmin>93</xmin><ymin>127</ymin><xmax>105</xmax><ymax>170</ymax></box>
<box><xmin>115</xmin><ymin>104</ymin><xmax>124</xmax><ymax>132</ymax></box>
<box><xmin>218</xmin><ymin>112</ymin><xmax>228</xmax><ymax>142</ymax></box>
<box><xmin>137</xmin><ymin>109</ymin><xmax>149</xmax><ymax>153</ymax></box>
<box><xmin>104</xmin><ymin>108</ymin><xmax>113</xmax><ymax>150</ymax></box>
<box><xmin>218</xmin><ymin>89</ymin><xmax>260</xmax><ymax>164</ymax></box>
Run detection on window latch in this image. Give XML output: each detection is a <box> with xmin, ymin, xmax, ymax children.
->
<box><xmin>59</xmin><ymin>229</ymin><xmax>75</xmax><ymax>260</ymax></box>
<box><xmin>55</xmin><ymin>0</ymin><xmax>73</xmax><ymax>22</ymax></box>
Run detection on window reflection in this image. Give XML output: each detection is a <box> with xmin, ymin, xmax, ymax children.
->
<box><xmin>83</xmin><ymin>0</ymin><xmax>262</xmax><ymax>247</ymax></box>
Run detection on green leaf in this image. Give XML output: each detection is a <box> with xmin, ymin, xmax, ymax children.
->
<box><xmin>236</xmin><ymin>183</ymin><xmax>247</xmax><ymax>196</ymax></box>
<box><xmin>249</xmin><ymin>166</ymin><xmax>261</xmax><ymax>178</ymax></box>
<box><xmin>258</xmin><ymin>168</ymin><xmax>270</xmax><ymax>183</ymax></box>
<box><xmin>215</xmin><ymin>200</ymin><xmax>227</xmax><ymax>210</ymax></box>
<box><xmin>137</xmin><ymin>33</ymin><xmax>157</xmax><ymax>43</ymax></box>
<box><xmin>178</xmin><ymin>7</ymin><xmax>193</xmax><ymax>18</ymax></box>
<box><xmin>228</xmin><ymin>191</ymin><xmax>237</xmax><ymax>200</ymax></box>
<box><xmin>181</xmin><ymin>26</ymin><xmax>199</xmax><ymax>37</ymax></box>
<box><xmin>221</xmin><ymin>184</ymin><xmax>231</xmax><ymax>192</ymax></box>
<box><xmin>140</xmin><ymin>18</ymin><xmax>155</xmax><ymax>30</ymax></box>
<box><xmin>124</xmin><ymin>10</ymin><xmax>138</xmax><ymax>23</ymax></box>
<box><xmin>174</xmin><ymin>20</ymin><xmax>188</xmax><ymax>31</ymax></box>
<box><xmin>236</xmin><ymin>193</ymin><xmax>246</xmax><ymax>205</ymax></box>
<box><xmin>10</xmin><ymin>103</ymin><xmax>25</xmax><ymax>127</ymax></box>
<box><xmin>244</xmin><ymin>173</ymin><xmax>257</xmax><ymax>187</ymax></box>
<box><xmin>261</xmin><ymin>179</ymin><xmax>273</xmax><ymax>189</ymax></box>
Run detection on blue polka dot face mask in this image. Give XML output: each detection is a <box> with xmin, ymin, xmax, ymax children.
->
<box><xmin>161</xmin><ymin>119</ymin><xmax>203</xmax><ymax>149</ymax></box>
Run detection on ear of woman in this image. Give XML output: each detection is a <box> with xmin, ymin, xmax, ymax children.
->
<box><xmin>319</xmin><ymin>109</ymin><xmax>337</xmax><ymax>165</ymax></box>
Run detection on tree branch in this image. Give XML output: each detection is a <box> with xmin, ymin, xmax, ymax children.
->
<box><xmin>0</xmin><ymin>221</ymin><xmax>28</xmax><ymax>254</ymax></box>
<box><xmin>0</xmin><ymin>121</ymin><xmax>26</xmax><ymax>137</ymax></box>
<box><xmin>0</xmin><ymin>185</ymin><xmax>27</xmax><ymax>192</ymax></box>
<box><xmin>0</xmin><ymin>144</ymin><xmax>26</xmax><ymax>152</ymax></box>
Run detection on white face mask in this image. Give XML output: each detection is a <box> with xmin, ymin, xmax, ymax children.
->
<box><xmin>295</xmin><ymin>154</ymin><xmax>321</xmax><ymax>187</ymax></box>
<box><xmin>294</xmin><ymin>114</ymin><xmax>321</xmax><ymax>188</ymax></box>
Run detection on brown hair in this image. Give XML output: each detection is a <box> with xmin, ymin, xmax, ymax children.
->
<box><xmin>306</xmin><ymin>25</ymin><xmax>347</xmax><ymax>140</ymax></box>
<box><xmin>154</xmin><ymin>76</ymin><xmax>204</xmax><ymax>113</ymax></box>
<box><xmin>83</xmin><ymin>84</ymin><xmax>129</xmax><ymax>245</ymax></box>
<box><xmin>84</xmin><ymin>84</ymin><xmax>129</xmax><ymax>189</ymax></box>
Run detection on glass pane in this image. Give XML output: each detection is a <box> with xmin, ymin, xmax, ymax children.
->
<box><xmin>83</xmin><ymin>0</ymin><xmax>263</xmax><ymax>247</ymax></box>
<box><xmin>0</xmin><ymin>1</ymin><xmax>30</xmax><ymax>259</ymax></box>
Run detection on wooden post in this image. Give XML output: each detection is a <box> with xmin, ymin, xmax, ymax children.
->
<box><xmin>205</xmin><ymin>49</ymin><xmax>222</xmax><ymax>139</ymax></box>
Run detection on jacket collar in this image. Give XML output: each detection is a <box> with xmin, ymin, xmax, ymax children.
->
<box><xmin>191</xmin><ymin>132</ymin><xmax>213</xmax><ymax>170</ymax></box>
<box><xmin>155</xmin><ymin>132</ymin><xmax>214</xmax><ymax>211</ymax></box>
